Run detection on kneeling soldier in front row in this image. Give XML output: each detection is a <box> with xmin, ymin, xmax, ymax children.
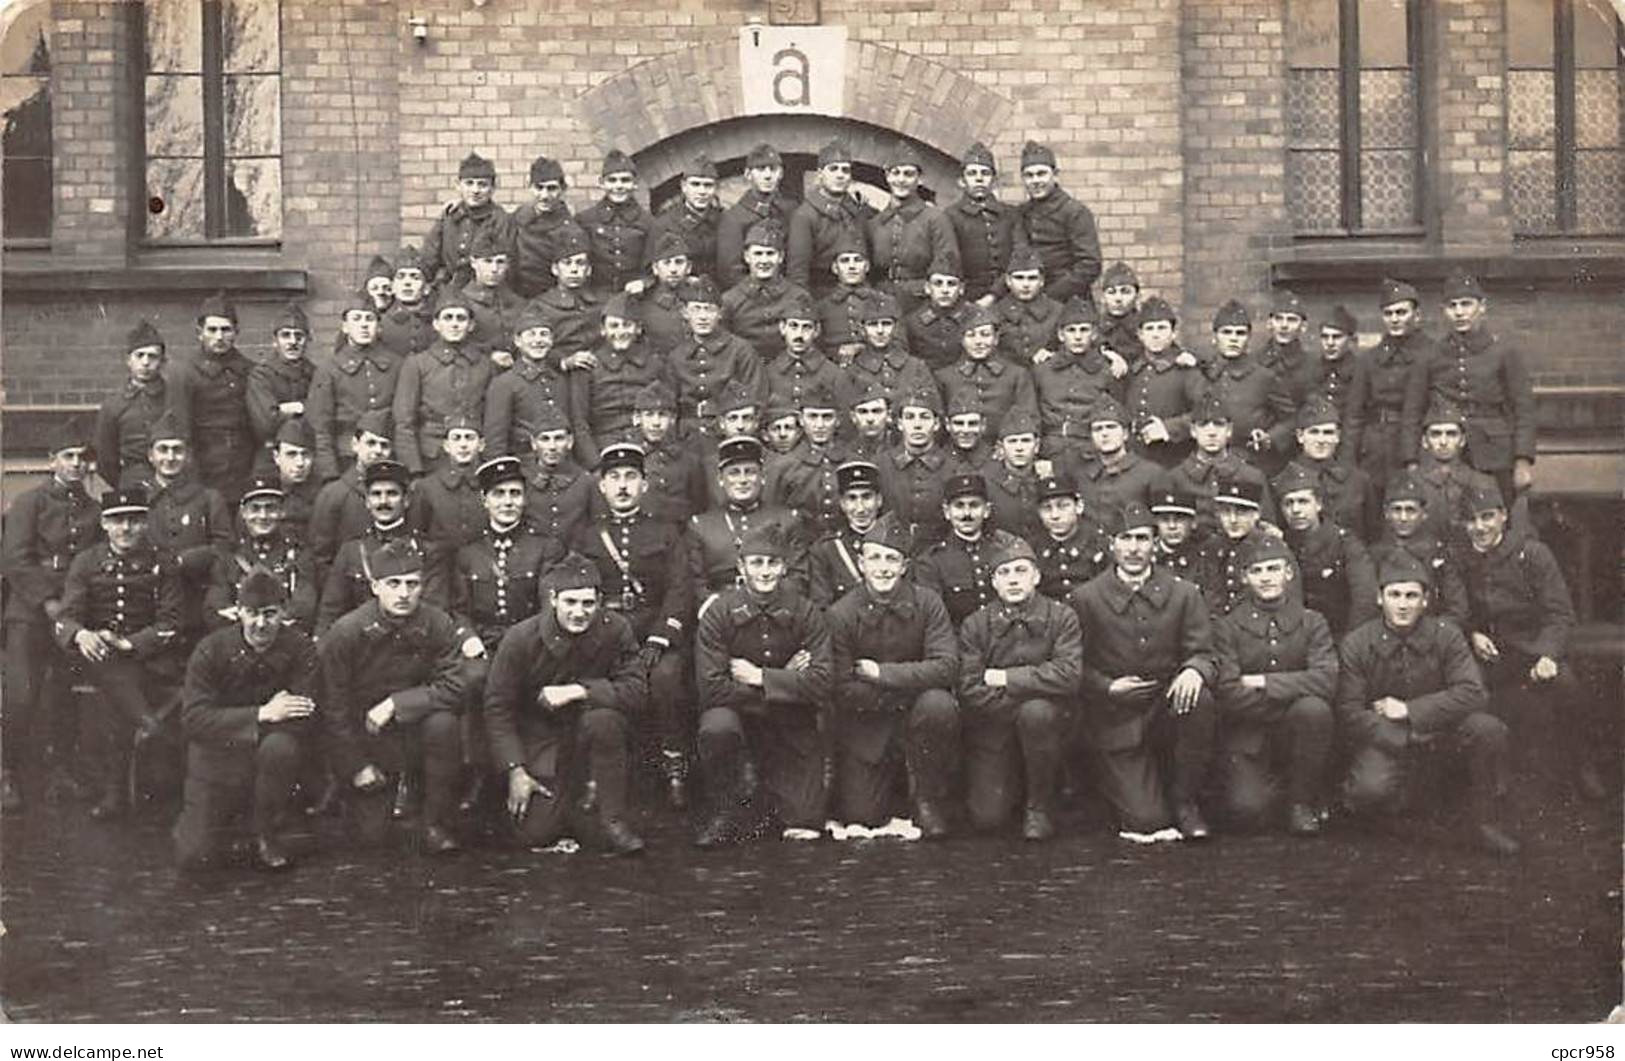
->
<box><xmin>484</xmin><ymin>553</ymin><xmax>648</xmax><ymax>855</ymax></box>
<box><xmin>826</xmin><ymin>514</ymin><xmax>960</xmax><ymax>837</ymax></box>
<box><xmin>175</xmin><ymin>569</ymin><xmax>317</xmax><ymax>871</ymax></box>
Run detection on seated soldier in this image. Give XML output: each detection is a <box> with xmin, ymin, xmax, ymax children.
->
<box><xmin>572</xmin><ymin>443</ymin><xmax>694</xmax><ymax>811</ymax></box>
<box><xmin>1337</xmin><ymin>553</ymin><xmax>1519</xmax><ymax>856</ymax></box>
<box><xmin>204</xmin><ymin>477</ymin><xmax>317</xmax><ymax>633</ymax></box>
<box><xmin>993</xmin><ymin>247</ymin><xmax>1064</xmax><ymax>368</ymax></box>
<box><xmin>1276</xmin><ymin>464</ymin><xmax>1378</xmax><ymax>639</ymax></box>
<box><xmin>484</xmin><ymin>553</ymin><xmax>648</xmax><ymax>855</ymax></box>
<box><xmin>317</xmin><ymin>459</ymin><xmax>440</xmax><ymax>636</ymax></box>
<box><xmin>1194</xmin><ymin>478</ymin><xmax>1270</xmax><ymax>620</ymax></box>
<box><xmin>876</xmin><ymin>389</ymin><xmax>954</xmax><ymax>547</ymax></box>
<box><xmin>935</xmin><ymin>303</ymin><xmax>1037</xmax><ymax>434</ymax></box>
<box><xmin>1165</xmin><ymin>394</ymin><xmax>1277</xmax><ymax>534</ymax></box>
<box><xmin>319</xmin><ymin>540</ymin><xmax>469</xmax><ymax>854</ymax></box>
<box><xmin>175</xmin><ymin>569</ymin><xmax>317</xmax><ymax>871</ymax></box>
<box><xmin>827</xmin><ymin>515</ymin><xmax>960</xmax><ymax>837</ymax></box>
<box><xmin>54</xmin><ymin>488</ymin><xmax>184</xmax><ymax>820</ymax></box>
<box><xmin>843</xmin><ymin>292</ymin><xmax>935</xmax><ymax>414</ymax></box>
<box><xmin>269</xmin><ymin>418</ymin><xmax>320</xmax><ymax>545</ymax></box>
<box><xmin>140</xmin><ymin>413</ymin><xmax>233</xmax><ymax>646</ymax></box>
<box><xmin>449</xmin><ymin>456</ymin><xmax>562</xmax><ymax>816</ymax></box>
<box><xmin>1150</xmin><ymin>486</ymin><xmax>1204</xmax><ymax>581</ymax></box>
<box><xmin>694</xmin><ymin>524</ymin><xmax>832</xmax><ymax>847</ymax></box>
<box><xmin>1457</xmin><ymin>482</ymin><xmax>1597</xmax><ymax>798</ymax></box>
<box><xmin>944</xmin><ymin>391</ymin><xmax>995</xmax><ymax>476</ymax></box>
<box><xmin>1069</xmin><ymin>395</ymin><xmax>1165</xmax><ymax>516</ymax></box>
<box><xmin>957</xmin><ymin>535</ymin><xmax>1082</xmax><ymax>840</ymax></box>
<box><xmin>1071</xmin><ymin>502</ymin><xmax>1219</xmax><ymax>843</ymax></box>
<box><xmin>1033</xmin><ymin>297</ymin><xmax>1126</xmax><ymax>468</ymax></box>
<box><xmin>630</xmin><ymin>380</ymin><xmax>708</xmax><ymax>524</ymax></box>
<box><xmin>1213</xmin><ymin>532</ymin><xmax>1337</xmax><ymax>836</ymax></box>
<box><xmin>1367</xmin><ymin>470</ymin><xmax>1469</xmax><ymax>630</ymax></box>
<box><xmin>808</xmin><ymin>460</ymin><xmax>885</xmax><ymax>609</ymax></box>
<box><xmin>981</xmin><ymin>407</ymin><xmax>1043</xmax><ymax>541</ymax></box>
<box><xmin>310</xmin><ymin>409</ymin><xmax>394</xmax><ymax>575</ymax></box>
<box><xmin>483</xmin><ymin>305</ymin><xmax>571</xmax><ymax>461</ymax></box>
<box><xmin>521</xmin><ymin>403</ymin><xmax>594</xmax><ymax>545</ymax></box>
<box><xmin>1274</xmin><ymin>397</ymin><xmax>1377</xmax><ymax>542</ymax></box>
<box><xmin>688</xmin><ymin>435</ymin><xmax>806</xmax><ymax>599</ymax></box>
<box><xmin>915</xmin><ymin>473</ymin><xmax>1028</xmax><ymax>628</ymax></box>
<box><xmin>1032</xmin><ymin>472</ymin><xmax>1110</xmax><ymax>601</ymax></box>
<box><xmin>407</xmin><ymin>414</ymin><xmax>489</xmax><ymax>587</ymax></box>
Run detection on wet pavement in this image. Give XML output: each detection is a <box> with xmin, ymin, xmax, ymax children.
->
<box><xmin>2</xmin><ymin>760</ymin><xmax>1619</xmax><ymax>1024</ymax></box>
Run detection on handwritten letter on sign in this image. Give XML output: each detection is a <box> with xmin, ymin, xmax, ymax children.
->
<box><xmin>739</xmin><ymin>26</ymin><xmax>847</xmax><ymax>117</ymax></box>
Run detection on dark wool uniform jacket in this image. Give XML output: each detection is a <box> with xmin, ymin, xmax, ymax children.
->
<box><xmin>1336</xmin><ymin>615</ymin><xmax>1487</xmax><ymax>744</ymax></box>
<box><xmin>1214</xmin><ymin>597</ymin><xmax>1337</xmax><ymax>750</ymax></box>
<box><xmin>1</xmin><ymin>476</ymin><xmax>100</xmax><ymax>623</ymax></box>
<box><xmin>1459</xmin><ymin>529</ymin><xmax>1576</xmax><ymax>662</ymax></box>
<box><xmin>182</xmin><ymin>624</ymin><xmax>319</xmax><ymax>783</ymax></box>
<box><xmin>828</xmin><ymin>580</ymin><xmax>959</xmax><ymax>713</ymax></box>
<box><xmin>696</xmin><ymin>586</ymin><xmax>832</xmax><ymax>717</ymax></box>
<box><xmin>957</xmin><ymin>593</ymin><xmax>1083</xmax><ymax>715</ymax></box>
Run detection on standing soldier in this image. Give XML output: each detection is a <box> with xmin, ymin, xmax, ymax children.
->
<box><xmin>665</xmin><ymin>275</ymin><xmax>766</xmax><ymax>440</ymax></box>
<box><xmin>1312</xmin><ymin>305</ymin><xmax>1361</xmax><ymax>418</ymax></box>
<box><xmin>509</xmin><ymin>155</ymin><xmax>575</xmax><ymax>299</ymax></box>
<box><xmin>172</xmin><ymin>293</ymin><xmax>256</xmax><ymax>501</ymax></box>
<box><xmin>1071</xmin><ymin>396</ymin><xmax>1166</xmax><ymax>516</ymax></box>
<box><xmin>533</xmin><ymin>225</ymin><xmax>606</xmax><ymax>373</ymax></box>
<box><xmin>483</xmin><ymin>305</ymin><xmax>571</xmax><ymax>461</ymax></box>
<box><xmin>1071</xmin><ymin>502</ymin><xmax>1219</xmax><ymax>843</ymax></box>
<box><xmin>808</xmin><ymin>460</ymin><xmax>885</xmax><ymax>609</ymax></box>
<box><xmin>246</xmin><ymin>303</ymin><xmax>314</xmax><ymax>475</ymax></box>
<box><xmin>1275</xmin><ymin>397</ymin><xmax>1378</xmax><ymax>542</ymax></box>
<box><xmin>652</xmin><ymin>154</ymin><xmax>723</xmax><ymax>282</ymax></box>
<box><xmin>307</xmin><ymin>293</ymin><xmax>398</xmax><ymax>483</ymax></box>
<box><xmin>1212</xmin><ymin>532</ymin><xmax>1337</xmax><ymax>836</ymax></box>
<box><xmin>721</xmin><ymin>221</ymin><xmax>811</xmax><ymax>366</ymax></box>
<box><xmin>204</xmin><ymin>477</ymin><xmax>317</xmax><ymax>634</ymax></box>
<box><xmin>1199</xmin><ymin>299</ymin><xmax>1295</xmax><ymax>473</ymax></box>
<box><xmin>693</xmin><ymin>523</ymin><xmax>832</xmax><ymax>846</ymax></box>
<box><xmin>688</xmin><ymin>436</ymin><xmax>806</xmax><ymax>598</ymax></box>
<box><xmin>877</xmin><ymin>389</ymin><xmax>954</xmax><ymax>548</ymax></box>
<box><xmin>421</xmin><ymin>151</ymin><xmax>512</xmax><ymax>293</ymax></box>
<box><xmin>484</xmin><ymin>553</ymin><xmax>648</xmax><ymax>854</ymax></box>
<box><xmin>1124</xmin><ymin>296</ymin><xmax>1204</xmax><ymax>470</ymax></box>
<box><xmin>95</xmin><ymin>321</ymin><xmax>172</xmax><ymax>490</ymax></box>
<box><xmin>717</xmin><ymin>143</ymin><xmax>797</xmax><ymax>291</ymax></box>
<box><xmin>1257</xmin><ymin>291</ymin><xmax>1316</xmax><ymax>415</ymax></box>
<box><xmin>578</xmin><ymin>149</ymin><xmax>655</xmax><ymax>297</ymax></box>
<box><xmin>174</xmin><ymin>569</ymin><xmax>317</xmax><ymax>871</ymax></box>
<box><xmin>1033</xmin><ymin>298</ymin><xmax>1125</xmax><ymax>468</ymax></box>
<box><xmin>826</xmin><ymin>514</ymin><xmax>960</xmax><ymax>836</ymax></box>
<box><xmin>788</xmin><ymin>139</ymin><xmax>876</xmax><ymax>298</ymax></box>
<box><xmin>1015</xmin><ymin>141</ymin><xmax>1101</xmax><ymax>304</ymax></box>
<box><xmin>906</xmin><ymin>259</ymin><xmax>974</xmax><ymax>372</ymax></box>
<box><xmin>1032</xmin><ymin>472</ymin><xmax>1111</xmax><ymax>601</ymax></box>
<box><xmin>573</xmin><ymin>443</ymin><xmax>694</xmax><ymax>810</ymax></box>
<box><xmin>763</xmin><ymin>381</ymin><xmax>849</xmax><ymax>537</ymax></box>
<box><xmin>54</xmin><ymin>487</ymin><xmax>185</xmax><ymax>820</ymax></box>
<box><xmin>317</xmin><ymin>460</ymin><xmax>440</xmax><ymax>635</ymax></box>
<box><xmin>1097</xmin><ymin>261</ymin><xmax>1145</xmax><ymax>367</ymax></box>
<box><xmin>629</xmin><ymin>380</ymin><xmax>708</xmax><ymax>525</ymax></box>
<box><xmin>309</xmin><ymin>410</ymin><xmax>394</xmax><ymax>574</ymax></box>
<box><xmin>520</xmin><ymin>404</ymin><xmax>595</xmax><ymax>546</ymax></box>
<box><xmin>947</xmin><ymin>141</ymin><xmax>1023</xmax><ymax>307</ymax></box>
<box><xmin>141</xmin><ymin>412</ymin><xmax>234</xmax><ymax>643</ymax></box>
<box><xmin>843</xmin><ymin>292</ymin><xmax>936</xmax><ymax>414</ymax></box>
<box><xmin>320</xmin><ymin>540</ymin><xmax>469</xmax><ymax>853</ymax></box>
<box><xmin>407</xmin><ymin>414</ymin><xmax>489</xmax><ymax>586</ymax></box>
<box><xmin>1276</xmin><ymin>465</ymin><xmax>1378</xmax><ymax>640</ymax></box>
<box><xmin>393</xmin><ymin>289</ymin><xmax>496</xmax><ymax>478</ymax></box>
<box><xmin>981</xmin><ymin>407</ymin><xmax>1044</xmax><ymax>541</ymax></box>
<box><xmin>765</xmin><ymin>292</ymin><xmax>846</xmax><ymax>413</ymax></box>
<box><xmin>935</xmin><ymin>304</ymin><xmax>1037</xmax><ymax>431</ymax></box>
<box><xmin>1347</xmin><ymin>278</ymin><xmax>1434</xmax><ymax>485</ymax></box>
<box><xmin>1</xmin><ymin>425</ymin><xmax>100</xmax><ymax>812</ymax></box>
<box><xmin>994</xmin><ymin>248</ymin><xmax>1064</xmax><ymax>368</ymax></box>
<box><xmin>944</xmin><ymin>388</ymin><xmax>996</xmax><ymax>476</ymax></box>
<box><xmin>1336</xmin><ymin>553</ymin><xmax>1518</xmax><ymax>856</ymax></box>
<box><xmin>461</xmin><ymin>227</ymin><xmax>527</xmax><ymax>368</ymax></box>
<box><xmin>915</xmin><ymin>473</ymin><xmax>1028</xmax><ymax>628</ymax></box>
<box><xmin>567</xmin><ymin>294</ymin><xmax>660</xmax><ymax>467</ymax></box>
<box><xmin>270</xmin><ymin>417</ymin><xmax>321</xmax><ymax>546</ymax></box>
<box><xmin>378</xmin><ymin>247</ymin><xmax>436</xmax><ymax>359</ymax></box>
<box><xmin>636</xmin><ymin>231</ymin><xmax>694</xmax><ymax>359</ymax></box>
<box><xmin>957</xmin><ymin>536</ymin><xmax>1083</xmax><ymax>840</ymax></box>
<box><xmin>815</xmin><ymin>232</ymin><xmax>888</xmax><ymax>366</ymax></box>
<box><xmin>868</xmin><ymin>139</ymin><xmax>958</xmax><ymax>319</ymax></box>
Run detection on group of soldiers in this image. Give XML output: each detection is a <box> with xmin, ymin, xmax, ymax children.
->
<box><xmin>0</xmin><ymin>135</ymin><xmax>1599</xmax><ymax>871</ymax></box>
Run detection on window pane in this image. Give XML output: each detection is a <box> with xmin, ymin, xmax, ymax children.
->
<box><xmin>1287</xmin><ymin>69</ymin><xmax>1342</xmax><ymax>149</ymax></box>
<box><xmin>1359</xmin><ymin>0</ymin><xmax>1410</xmax><ymax>67</ymax></box>
<box><xmin>224</xmin><ymin>74</ymin><xmax>280</xmax><ymax>155</ymax></box>
<box><xmin>146</xmin><ymin>156</ymin><xmax>206</xmax><ymax>239</ymax></box>
<box><xmin>1288</xmin><ymin>150</ymin><xmax>1344</xmax><ymax>230</ymax></box>
<box><xmin>1576</xmin><ymin>69</ymin><xmax>1621</xmax><ymax>147</ymax></box>
<box><xmin>145</xmin><ymin>74</ymin><xmax>204</xmax><ymax>156</ymax></box>
<box><xmin>1506</xmin><ymin>0</ymin><xmax>1555</xmax><ymax>69</ymax></box>
<box><xmin>1360</xmin><ymin>150</ymin><xmax>1417</xmax><ymax>227</ymax></box>
<box><xmin>1573</xmin><ymin>0</ymin><xmax>1621</xmax><ymax>69</ymax></box>
<box><xmin>1508</xmin><ymin>149</ymin><xmax>1557</xmax><ymax>231</ymax></box>
<box><xmin>222</xmin><ymin>0</ymin><xmax>280</xmax><ymax>73</ymax></box>
<box><xmin>146</xmin><ymin>0</ymin><xmax>202</xmax><ymax>73</ymax></box>
<box><xmin>3</xmin><ymin>157</ymin><xmax>51</xmax><ymax>239</ymax></box>
<box><xmin>225</xmin><ymin>158</ymin><xmax>281</xmax><ymax>238</ymax></box>
<box><xmin>1288</xmin><ymin>0</ymin><xmax>1340</xmax><ymax>67</ymax></box>
<box><xmin>1359</xmin><ymin>69</ymin><xmax>1416</xmax><ymax>148</ymax></box>
<box><xmin>1</xmin><ymin>4</ymin><xmax>50</xmax><ymax>75</ymax></box>
<box><xmin>1507</xmin><ymin>70</ymin><xmax>1557</xmax><ymax>149</ymax></box>
<box><xmin>1575</xmin><ymin>149</ymin><xmax>1624</xmax><ymax>231</ymax></box>
<box><xmin>2</xmin><ymin>76</ymin><xmax>50</xmax><ymax>156</ymax></box>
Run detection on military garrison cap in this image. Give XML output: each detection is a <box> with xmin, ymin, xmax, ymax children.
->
<box><xmin>126</xmin><ymin>320</ymin><xmax>166</xmax><ymax>355</ymax></box>
<box><xmin>458</xmin><ymin>152</ymin><xmax>496</xmax><ymax>180</ymax></box>
<box><xmin>545</xmin><ymin>552</ymin><xmax>601</xmax><ymax>591</ymax></box>
<box><xmin>367</xmin><ymin>540</ymin><xmax>424</xmax><ymax>580</ymax></box>
<box><xmin>236</xmin><ymin>566</ymin><xmax>289</xmax><ymax>609</ymax></box>
<box><xmin>1101</xmin><ymin>261</ymin><xmax>1140</xmax><ymax>290</ymax></box>
<box><xmin>1212</xmin><ymin>299</ymin><xmax>1251</xmax><ymax>330</ymax></box>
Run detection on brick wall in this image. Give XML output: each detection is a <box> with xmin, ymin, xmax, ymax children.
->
<box><xmin>1430</xmin><ymin>0</ymin><xmax>1514</xmax><ymax>251</ymax></box>
<box><xmin>48</xmin><ymin>0</ymin><xmax>128</xmax><ymax>262</ymax></box>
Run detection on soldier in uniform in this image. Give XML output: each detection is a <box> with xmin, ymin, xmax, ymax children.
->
<box><xmin>461</xmin><ymin>227</ymin><xmax>527</xmax><ymax>368</ymax></box>
<box><xmin>868</xmin><ymin>138</ymin><xmax>958</xmax><ymax>319</ymax></box>
<box><xmin>484</xmin><ymin>304</ymin><xmax>571</xmax><ymax>460</ymax></box>
<box><xmin>826</xmin><ymin>514</ymin><xmax>960</xmax><ymax>836</ymax></box>
<box><xmin>1097</xmin><ymin>260</ymin><xmax>1145</xmax><ymax>368</ymax></box>
<box><xmin>936</xmin><ymin>303</ymin><xmax>1037</xmax><ymax>432</ymax></box>
<box><xmin>408</xmin><ymin>414</ymin><xmax>489</xmax><ymax>586</ymax></box>
<box><xmin>1</xmin><ymin>425</ymin><xmax>100</xmax><ymax>811</ymax></box>
<box><xmin>843</xmin><ymin>381</ymin><xmax>892</xmax><ymax>463</ymax></box>
<box><xmin>393</xmin><ymin>288</ymin><xmax>497</xmax><ymax>478</ymax></box>
<box><xmin>565</xmin><ymin>293</ymin><xmax>660</xmax><ymax>467</ymax></box>
<box><xmin>1033</xmin><ymin>297</ymin><xmax>1126</xmax><ymax>468</ymax></box>
<box><xmin>94</xmin><ymin>321</ymin><xmax>172</xmax><ymax>490</ymax></box>
<box><xmin>876</xmin><ymin>389</ymin><xmax>954</xmax><ymax>548</ymax></box>
<box><xmin>629</xmin><ymin>380</ymin><xmax>708</xmax><ymax>525</ymax></box>
<box><xmin>1194</xmin><ymin>478</ymin><xmax>1269</xmax><ymax>620</ymax></box>
<box><xmin>54</xmin><ymin>488</ymin><xmax>184</xmax><ymax>820</ymax></box>
<box><xmin>981</xmin><ymin>407</ymin><xmax>1043</xmax><ymax>541</ymax></box>
<box><xmin>651</xmin><ymin>153</ymin><xmax>723</xmax><ymax>282</ymax></box>
<box><xmin>721</xmin><ymin>221</ymin><xmax>812</xmax><ymax>366</ymax></box>
<box><xmin>1199</xmin><ymin>299</ymin><xmax>1295</xmax><ymax>474</ymax></box>
<box><xmin>663</xmin><ymin>274</ymin><xmax>765</xmax><ymax>435</ymax></box>
<box><xmin>571</xmin><ymin>443</ymin><xmax>694</xmax><ymax>810</ymax></box>
<box><xmin>957</xmin><ymin>535</ymin><xmax>1082</xmax><ymax>840</ymax></box>
<box><xmin>319</xmin><ymin>540</ymin><xmax>469</xmax><ymax>853</ymax></box>
<box><xmin>906</xmin><ymin>259</ymin><xmax>973</xmax><ymax>372</ymax></box>
<box><xmin>520</xmin><ymin>403</ymin><xmax>595</xmax><ymax>546</ymax></box>
<box><xmin>693</xmin><ymin>523</ymin><xmax>832</xmax><ymax>845</ymax></box>
<box><xmin>1212</xmin><ymin>532</ymin><xmax>1337</xmax><ymax>836</ymax></box>
<box><xmin>307</xmin><ymin>293</ymin><xmax>399</xmax><ymax>483</ymax></box>
<box><xmin>634</xmin><ymin>231</ymin><xmax>694</xmax><ymax>359</ymax></box>
<box><xmin>787</xmin><ymin>138</ymin><xmax>876</xmax><ymax>299</ymax></box>
<box><xmin>1150</xmin><ymin>486</ymin><xmax>1204</xmax><ymax>581</ymax></box>
<box><xmin>1312</xmin><ymin>305</ymin><xmax>1361</xmax><ymax>418</ymax></box>
<box><xmin>533</xmin><ymin>225</ymin><xmax>605</xmax><ymax>372</ymax></box>
<box><xmin>421</xmin><ymin>151</ymin><xmax>513</xmax><ymax>292</ymax></box>
<box><xmin>1071</xmin><ymin>502</ymin><xmax>1219</xmax><ymax>842</ymax></box>
<box><xmin>815</xmin><ymin>231</ymin><xmax>886</xmax><ymax>364</ymax></box>
<box><xmin>1336</xmin><ymin>552</ymin><xmax>1519</xmax><ymax>856</ymax></box>
<box><xmin>994</xmin><ymin>247</ymin><xmax>1064</xmax><ymax>368</ymax></box>
<box><xmin>1276</xmin><ymin>464</ymin><xmax>1378</xmax><ymax>639</ymax></box>
<box><xmin>174</xmin><ymin>569</ymin><xmax>316</xmax><ymax>871</ymax></box>
<box><xmin>808</xmin><ymin>459</ymin><xmax>886</xmax><ymax>610</ymax></box>
<box><xmin>1348</xmin><ymin>278</ymin><xmax>1434</xmax><ymax>485</ymax></box>
<box><xmin>484</xmin><ymin>553</ymin><xmax>647</xmax><ymax>854</ymax></box>
<box><xmin>947</xmin><ymin>141</ymin><xmax>1023</xmax><ymax>307</ymax></box>
<box><xmin>766</xmin><ymin>291</ymin><xmax>847</xmax><ymax>413</ymax></box>
<box><xmin>269</xmin><ymin>418</ymin><xmax>320</xmax><ymax>545</ymax></box>
<box><xmin>1413</xmin><ymin>398</ymin><xmax>1502</xmax><ymax>545</ymax></box>
<box><xmin>915</xmin><ymin>473</ymin><xmax>1028</xmax><ymax>628</ymax></box>
<box><xmin>1275</xmin><ymin>396</ymin><xmax>1378</xmax><ymax>542</ymax></box>
<box><xmin>1032</xmin><ymin>472</ymin><xmax>1111</xmax><ymax>603</ymax></box>
<box><xmin>171</xmin><ymin>293</ymin><xmax>256</xmax><ymax>500</ymax></box>
<box><xmin>246</xmin><ymin>302</ymin><xmax>314</xmax><ymax>475</ymax></box>
<box><xmin>448</xmin><ymin>456</ymin><xmax>562</xmax><ymax>817</ymax></box>
<box><xmin>1367</xmin><ymin>471</ymin><xmax>1469</xmax><ymax>630</ymax></box>
<box><xmin>842</xmin><ymin>292</ymin><xmax>935</xmax><ymax>415</ymax></box>
<box><xmin>577</xmin><ymin>149</ymin><xmax>654</xmax><ymax>297</ymax></box>
<box><xmin>1257</xmin><ymin>291</ymin><xmax>1317</xmax><ymax>419</ymax></box>
<box><xmin>763</xmin><ymin>381</ymin><xmax>851</xmax><ymax>537</ymax></box>
<box><xmin>943</xmin><ymin>391</ymin><xmax>995</xmax><ymax>476</ymax></box>
<box><xmin>204</xmin><ymin>477</ymin><xmax>317</xmax><ymax>633</ymax></box>
<box><xmin>317</xmin><ymin>460</ymin><xmax>441</xmax><ymax>635</ymax></box>
<box><xmin>1015</xmin><ymin>141</ymin><xmax>1101</xmax><ymax>304</ymax></box>
<box><xmin>310</xmin><ymin>410</ymin><xmax>395</xmax><ymax>574</ymax></box>
<box><xmin>509</xmin><ymin>154</ymin><xmax>575</xmax><ymax>300</ymax></box>
<box><xmin>378</xmin><ymin>246</ymin><xmax>436</xmax><ymax>359</ymax></box>
<box><xmin>717</xmin><ymin>142</ymin><xmax>797</xmax><ymax>292</ymax></box>
<box><xmin>1070</xmin><ymin>395</ymin><xmax>1166</xmax><ymax>516</ymax></box>
<box><xmin>764</xmin><ymin>402</ymin><xmax>803</xmax><ymax>457</ymax></box>
<box><xmin>1165</xmin><ymin>394</ymin><xmax>1277</xmax><ymax>533</ymax></box>
<box><xmin>1125</xmin><ymin>296</ymin><xmax>1203</xmax><ymax>469</ymax></box>
<box><xmin>140</xmin><ymin>412</ymin><xmax>234</xmax><ymax>643</ymax></box>
<box><xmin>688</xmin><ymin>436</ymin><xmax>806</xmax><ymax>598</ymax></box>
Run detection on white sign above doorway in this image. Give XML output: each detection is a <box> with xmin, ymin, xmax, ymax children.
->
<box><xmin>738</xmin><ymin>25</ymin><xmax>847</xmax><ymax>117</ymax></box>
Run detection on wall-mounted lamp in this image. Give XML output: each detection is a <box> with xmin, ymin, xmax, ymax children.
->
<box><xmin>408</xmin><ymin>15</ymin><xmax>429</xmax><ymax>43</ymax></box>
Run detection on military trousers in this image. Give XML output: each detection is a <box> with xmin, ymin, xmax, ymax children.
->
<box><xmin>502</xmin><ymin>707</ymin><xmax>632</xmax><ymax>848</ymax></box>
<box><xmin>3</xmin><ymin>620</ymin><xmax>76</xmax><ymax>797</ymax></box>
<box><xmin>1089</xmin><ymin>687</ymin><xmax>1218</xmax><ymax>833</ymax></box>
<box><xmin>172</xmin><ymin>731</ymin><xmax>302</xmax><ymax>868</ymax></box>
<box><xmin>697</xmin><ymin>704</ymin><xmax>825</xmax><ymax>830</ymax></box>
<box><xmin>833</xmin><ymin>689</ymin><xmax>959</xmax><ymax>826</ymax></box>
<box><xmin>1341</xmin><ymin>711</ymin><xmax>1509</xmax><ymax>824</ymax></box>
<box><xmin>964</xmin><ymin>697</ymin><xmax>1067</xmax><ymax>831</ymax></box>
<box><xmin>344</xmin><ymin>708</ymin><xmax>461</xmax><ymax>842</ymax></box>
<box><xmin>1219</xmin><ymin>695</ymin><xmax>1334</xmax><ymax>828</ymax></box>
<box><xmin>72</xmin><ymin>654</ymin><xmax>181</xmax><ymax>802</ymax></box>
